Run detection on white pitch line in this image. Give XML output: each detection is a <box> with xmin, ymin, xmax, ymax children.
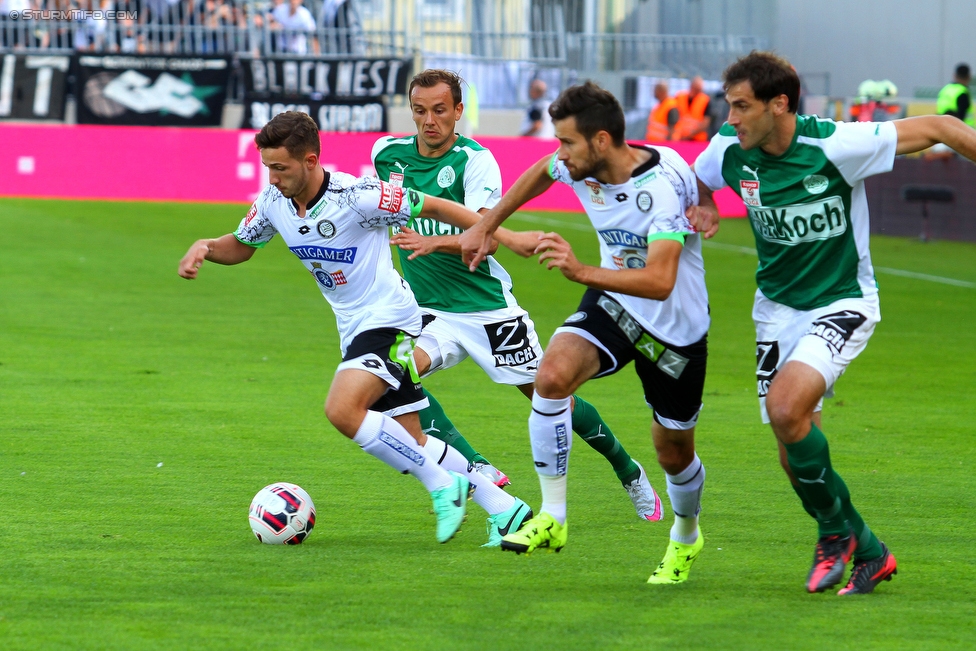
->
<box><xmin>511</xmin><ymin>212</ymin><xmax>974</xmax><ymax>289</ymax></box>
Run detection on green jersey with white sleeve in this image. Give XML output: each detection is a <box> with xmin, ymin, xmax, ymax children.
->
<box><xmin>371</xmin><ymin>134</ymin><xmax>517</xmax><ymax>313</ymax></box>
<box><xmin>694</xmin><ymin>116</ymin><xmax>897</xmax><ymax>310</ymax></box>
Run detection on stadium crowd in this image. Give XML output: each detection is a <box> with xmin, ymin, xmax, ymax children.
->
<box><xmin>0</xmin><ymin>0</ymin><xmax>364</xmax><ymax>55</ymax></box>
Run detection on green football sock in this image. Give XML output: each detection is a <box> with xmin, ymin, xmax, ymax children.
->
<box><xmin>784</xmin><ymin>423</ymin><xmax>848</xmax><ymax>536</ymax></box>
<box><xmin>418</xmin><ymin>389</ymin><xmax>488</xmax><ymax>465</ymax></box>
<box><xmin>571</xmin><ymin>395</ymin><xmax>640</xmax><ymax>485</ymax></box>
<box><xmin>790</xmin><ymin>481</ymin><xmax>818</xmax><ymax>520</ymax></box>
<box><xmin>832</xmin><ymin>473</ymin><xmax>884</xmax><ymax>560</ymax></box>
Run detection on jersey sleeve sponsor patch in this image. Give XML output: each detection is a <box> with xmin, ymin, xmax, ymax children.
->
<box><xmin>378</xmin><ymin>181</ymin><xmax>404</xmax><ymax>213</ymax></box>
<box><xmin>234</xmin><ymin>199</ymin><xmax>276</xmax><ymax>248</ymax></box>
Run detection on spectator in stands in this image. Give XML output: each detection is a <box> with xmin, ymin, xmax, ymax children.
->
<box><xmin>270</xmin><ymin>0</ymin><xmax>317</xmax><ymax>55</ymax></box>
<box><xmin>0</xmin><ymin>0</ymin><xmax>34</xmax><ymax>48</ymax></box>
<box><xmin>937</xmin><ymin>63</ymin><xmax>974</xmax><ymax>126</ymax></box>
<box><xmin>520</xmin><ymin>78</ymin><xmax>555</xmax><ymax>137</ymax></box>
<box><xmin>318</xmin><ymin>0</ymin><xmax>364</xmax><ymax>54</ymax></box>
<box><xmin>671</xmin><ymin>76</ymin><xmax>712</xmax><ymax>141</ymax></box>
<box><xmin>645</xmin><ymin>81</ymin><xmax>679</xmax><ymax>141</ymax></box>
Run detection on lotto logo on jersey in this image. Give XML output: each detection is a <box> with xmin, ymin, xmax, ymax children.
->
<box><xmin>378</xmin><ymin>181</ymin><xmax>404</xmax><ymax>213</ymax></box>
<box><xmin>585</xmin><ymin>180</ymin><xmax>606</xmax><ymax>205</ymax></box>
<box><xmin>389</xmin><ymin>172</ymin><xmax>404</xmax><ymax>187</ymax></box>
<box><xmin>748</xmin><ymin>196</ymin><xmax>848</xmax><ymax>246</ymax></box>
<box><xmin>739</xmin><ymin>180</ymin><xmax>761</xmax><ymax>207</ymax></box>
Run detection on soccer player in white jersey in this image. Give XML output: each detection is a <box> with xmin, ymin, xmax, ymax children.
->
<box><xmin>460</xmin><ymin>82</ymin><xmax>711</xmax><ymax>584</ymax></box>
<box><xmin>691</xmin><ymin>51</ymin><xmax>976</xmax><ymax>595</ymax></box>
<box><xmin>372</xmin><ymin>69</ymin><xmax>664</xmax><ymax>525</ymax></box>
<box><xmin>178</xmin><ymin>111</ymin><xmax>535</xmax><ymax>546</ymax></box>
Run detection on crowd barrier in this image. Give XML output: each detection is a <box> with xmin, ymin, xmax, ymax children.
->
<box><xmin>0</xmin><ymin>123</ymin><xmax>746</xmax><ymax>216</ymax></box>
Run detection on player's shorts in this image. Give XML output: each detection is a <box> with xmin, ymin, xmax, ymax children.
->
<box><xmin>415</xmin><ymin>304</ymin><xmax>543</xmax><ymax>386</ymax></box>
<box><xmin>336</xmin><ymin>328</ymin><xmax>429</xmax><ymax>417</ymax></box>
<box><xmin>553</xmin><ymin>289</ymin><xmax>707</xmax><ymax>431</ymax></box>
<box><xmin>753</xmin><ymin>290</ymin><xmax>880</xmax><ymax>423</ymax></box>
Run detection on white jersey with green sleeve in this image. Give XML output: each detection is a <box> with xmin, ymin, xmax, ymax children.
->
<box><xmin>371</xmin><ymin>134</ymin><xmax>518</xmax><ymax>313</ymax></box>
<box><xmin>694</xmin><ymin>115</ymin><xmax>897</xmax><ymax>310</ymax></box>
<box><xmin>234</xmin><ymin>171</ymin><xmax>426</xmax><ymax>355</ymax></box>
<box><xmin>549</xmin><ymin>145</ymin><xmax>710</xmax><ymax>347</ymax></box>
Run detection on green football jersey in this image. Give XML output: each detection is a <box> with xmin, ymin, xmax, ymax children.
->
<box><xmin>695</xmin><ymin>115</ymin><xmax>897</xmax><ymax>310</ymax></box>
<box><xmin>371</xmin><ymin>134</ymin><xmax>516</xmax><ymax>313</ymax></box>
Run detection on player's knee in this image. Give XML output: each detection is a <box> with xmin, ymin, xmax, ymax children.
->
<box><xmin>324</xmin><ymin>397</ymin><xmax>360</xmax><ymax>438</ymax></box>
<box><xmin>533</xmin><ymin>362</ymin><xmax>573</xmax><ymax>399</ymax></box>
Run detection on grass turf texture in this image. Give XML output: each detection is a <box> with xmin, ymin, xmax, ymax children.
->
<box><xmin>1</xmin><ymin>197</ymin><xmax>974</xmax><ymax>650</ymax></box>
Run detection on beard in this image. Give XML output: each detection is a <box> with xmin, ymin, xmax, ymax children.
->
<box><xmin>568</xmin><ymin>146</ymin><xmax>605</xmax><ymax>181</ymax></box>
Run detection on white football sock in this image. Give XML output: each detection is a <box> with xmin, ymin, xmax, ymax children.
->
<box><xmin>529</xmin><ymin>392</ymin><xmax>572</xmax><ymax>525</ymax></box>
<box><xmin>666</xmin><ymin>453</ymin><xmax>705</xmax><ymax>545</ymax></box>
<box><xmin>423</xmin><ymin>437</ymin><xmax>515</xmax><ymax>515</ymax></box>
<box><xmin>353</xmin><ymin>410</ymin><xmax>452</xmax><ymax>492</ymax></box>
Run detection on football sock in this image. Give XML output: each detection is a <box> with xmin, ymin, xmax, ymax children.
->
<box><xmin>790</xmin><ymin>482</ymin><xmax>818</xmax><ymax>520</ymax></box>
<box><xmin>571</xmin><ymin>395</ymin><xmax>640</xmax><ymax>485</ymax></box>
<box><xmin>423</xmin><ymin>436</ymin><xmax>515</xmax><ymax>515</ymax></box>
<box><xmin>353</xmin><ymin>410</ymin><xmax>452</xmax><ymax>492</ymax></box>
<box><xmin>418</xmin><ymin>388</ymin><xmax>489</xmax><ymax>465</ymax></box>
<box><xmin>832</xmin><ymin>473</ymin><xmax>884</xmax><ymax>560</ymax></box>
<box><xmin>666</xmin><ymin>454</ymin><xmax>705</xmax><ymax>545</ymax></box>
<box><xmin>783</xmin><ymin>423</ymin><xmax>848</xmax><ymax>536</ymax></box>
<box><xmin>539</xmin><ymin>474</ymin><xmax>568</xmax><ymax>525</ymax></box>
<box><xmin>529</xmin><ymin>392</ymin><xmax>572</xmax><ymax>525</ymax></box>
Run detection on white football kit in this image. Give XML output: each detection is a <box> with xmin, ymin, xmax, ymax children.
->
<box><xmin>234</xmin><ymin>172</ymin><xmax>426</xmax><ymax>356</ymax></box>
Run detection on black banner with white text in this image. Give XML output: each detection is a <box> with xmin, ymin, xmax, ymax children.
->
<box><xmin>0</xmin><ymin>53</ymin><xmax>70</xmax><ymax>121</ymax></box>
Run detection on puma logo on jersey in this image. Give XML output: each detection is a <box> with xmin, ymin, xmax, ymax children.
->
<box><xmin>393</xmin><ymin>161</ymin><xmax>409</xmax><ymax>173</ymax></box>
<box><xmin>742</xmin><ymin>165</ymin><xmax>760</xmax><ymax>181</ymax></box>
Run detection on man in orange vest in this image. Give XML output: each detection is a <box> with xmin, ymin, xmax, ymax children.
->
<box><xmin>671</xmin><ymin>76</ymin><xmax>712</xmax><ymax>141</ymax></box>
<box><xmin>645</xmin><ymin>82</ymin><xmax>679</xmax><ymax>141</ymax></box>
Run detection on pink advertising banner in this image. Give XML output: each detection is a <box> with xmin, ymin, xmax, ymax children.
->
<box><xmin>0</xmin><ymin>124</ymin><xmax>746</xmax><ymax>216</ymax></box>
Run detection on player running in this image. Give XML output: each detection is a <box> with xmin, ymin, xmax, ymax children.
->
<box><xmin>178</xmin><ymin>111</ymin><xmax>533</xmax><ymax>546</ymax></box>
<box><xmin>372</xmin><ymin>69</ymin><xmax>664</xmax><ymax>525</ymax></box>
<box><xmin>691</xmin><ymin>51</ymin><xmax>976</xmax><ymax>594</ymax></box>
<box><xmin>460</xmin><ymin>82</ymin><xmax>711</xmax><ymax>584</ymax></box>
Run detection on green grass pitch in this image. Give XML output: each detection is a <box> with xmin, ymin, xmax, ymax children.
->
<box><xmin>1</xmin><ymin>197</ymin><xmax>974</xmax><ymax>650</ymax></box>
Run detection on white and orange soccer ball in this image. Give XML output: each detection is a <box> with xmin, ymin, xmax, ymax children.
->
<box><xmin>248</xmin><ymin>483</ymin><xmax>316</xmax><ymax>545</ymax></box>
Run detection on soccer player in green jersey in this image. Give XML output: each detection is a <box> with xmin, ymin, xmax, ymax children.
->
<box><xmin>691</xmin><ymin>51</ymin><xmax>976</xmax><ymax>595</ymax></box>
<box><xmin>372</xmin><ymin>69</ymin><xmax>665</xmax><ymax>524</ymax></box>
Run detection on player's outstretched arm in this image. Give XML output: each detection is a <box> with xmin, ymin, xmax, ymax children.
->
<box><xmin>178</xmin><ymin>234</ymin><xmax>256</xmax><ymax>279</ymax></box>
<box><xmin>536</xmin><ymin>233</ymin><xmax>682</xmax><ymax>300</ymax></box>
<box><xmin>894</xmin><ymin>115</ymin><xmax>976</xmax><ymax>160</ymax></box>
<box><xmin>687</xmin><ymin>172</ymin><xmax>720</xmax><ymax>239</ymax></box>
<box><xmin>460</xmin><ymin>155</ymin><xmax>555</xmax><ymax>271</ymax></box>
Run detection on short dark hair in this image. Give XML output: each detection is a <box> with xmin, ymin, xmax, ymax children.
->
<box><xmin>548</xmin><ymin>81</ymin><xmax>625</xmax><ymax>146</ymax></box>
<box><xmin>723</xmin><ymin>51</ymin><xmax>801</xmax><ymax>113</ymax></box>
<box><xmin>254</xmin><ymin>111</ymin><xmax>320</xmax><ymax>160</ymax></box>
<box><xmin>409</xmin><ymin>69</ymin><xmax>463</xmax><ymax>106</ymax></box>
<box><xmin>956</xmin><ymin>63</ymin><xmax>971</xmax><ymax>81</ymax></box>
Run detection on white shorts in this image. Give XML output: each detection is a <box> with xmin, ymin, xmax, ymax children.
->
<box><xmin>416</xmin><ymin>305</ymin><xmax>543</xmax><ymax>385</ymax></box>
<box><xmin>753</xmin><ymin>290</ymin><xmax>880</xmax><ymax>423</ymax></box>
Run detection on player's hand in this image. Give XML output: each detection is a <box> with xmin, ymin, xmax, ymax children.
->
<box><xmin>178</xmin><ymin>240</ymin><xmax>210</xmax><ymax>279</ymax></box>
<box><xmin>496</xmin><ymin>229</ymin><xmax>544</xmax><ymax>258</ymax></box>
<box><xmin>536</xmin><ymin>232</ymin><xmax>583</xmax><ymax>281</ymax></box>
<box><xmin>460</xmin><ymin>221</ymin><xmax>495</xmax><ymax>271</ymax></box>
<box><xmin>390</xmin><ymin>226</ymin><xmax>437</xmax><ymax>260</ymax></box>
<box><xmin>687</xmin><ymin>203</ymin><xmax>720</xmax><ymax>239</ymax></box>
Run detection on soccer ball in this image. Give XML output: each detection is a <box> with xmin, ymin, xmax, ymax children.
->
<box><xmin>248</xmin><ymin>483</ymin><xmax>316</xmax><ymax>545</ymax></box>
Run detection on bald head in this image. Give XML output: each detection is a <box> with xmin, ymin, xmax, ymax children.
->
<box><xmin>654</xmin><ymin>82</ymin><xmax>669</xmax><ymax>102</ymax></box>
<box><xmin>529</xmin><ymin>79</ymin><xmax>547</xmax><ymax>100</ymax></box>
<box><xmin>690</xmin><ymin>76</ymin><xmax>704</xmax><ymax>96</ymax></box>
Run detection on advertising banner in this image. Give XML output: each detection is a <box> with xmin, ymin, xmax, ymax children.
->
<box><xmin>241</xmin><ymin>57</ymin><xmax>411</xmax><ymax>100</ymax></box>
<box><xmin>244</xmin><ymin>97</ymin><xmax>386</xmax><ymax>132</ymax></box>
<box><xmin>0</xmin><ymin>124</ymin><xmax>747</xmax><ymax>217</ymax></box>
<box><xmin>76</xmin><ymin>55</ymin><xmax>231</xmax><ymax>126</ymax></box>
<box><xmin>0</xmin><ymin>53</ymin><xmax>70</xmax><ymax>121</ymax></box>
